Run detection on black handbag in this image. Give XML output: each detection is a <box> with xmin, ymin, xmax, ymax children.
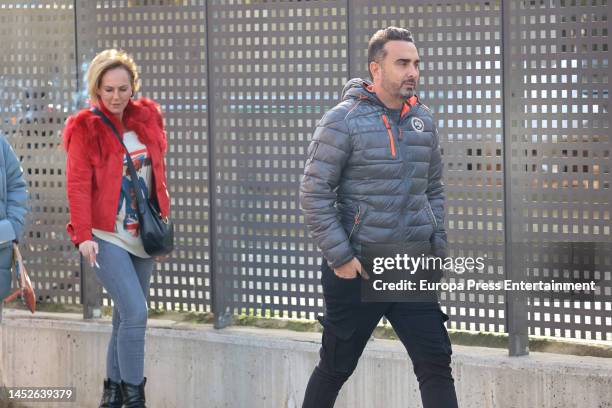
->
<box><xmin>91</xmin><ymin>108</ymin><xmax>174</xmax><ymax>257</ymax></box>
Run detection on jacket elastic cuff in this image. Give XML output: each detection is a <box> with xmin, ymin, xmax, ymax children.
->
<box><xmin>0</xmin><ymin>219</ymin><xmax>16</xmax><ymax>244</ymax></box>
<box><xmin>327</xmin><ymin>251</ymin><xmax>355</xmax><ymax>269</ymax></box>
<box><xmin>68</xmin><ymin>224</ymin><xmax>92</xmax><ymax>247</ymax></box>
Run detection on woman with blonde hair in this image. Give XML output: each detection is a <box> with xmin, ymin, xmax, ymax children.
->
<box><xmin>64</xmin><ymin>49</ymin><xmax>170</xmax><ymax>408</ymax></box>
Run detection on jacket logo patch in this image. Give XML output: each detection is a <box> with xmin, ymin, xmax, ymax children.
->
<box><xmin>411</xmin><ymin>117</ymin><xmax>425</xmax><ymax>132</ymax></box>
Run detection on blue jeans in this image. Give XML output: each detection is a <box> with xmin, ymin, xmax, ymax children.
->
<box><xmin>93</xmin><ymin>237</ymin><xmax>154</xmax><ymax>385</ymax></box>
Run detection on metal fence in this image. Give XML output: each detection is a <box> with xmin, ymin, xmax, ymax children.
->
<box><xmin>0</xmin><ymin>0</ymin><xmax>609</xmax><ymax>352</ymax></box>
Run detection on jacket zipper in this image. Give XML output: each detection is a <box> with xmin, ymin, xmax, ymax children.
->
<box><xmin>348</xmin><ymin>205</ymin><xmax>363</xmax><ymax>240</ymax></box>
<box><xmin>381</xmin><ymin>114</ymin><xmax>397</xmax><ymax>158</ymax></box>
<box><xmin>426</xmin><ymin>202</ymin><xmax>438</xmax><ymax>231</ymax></box>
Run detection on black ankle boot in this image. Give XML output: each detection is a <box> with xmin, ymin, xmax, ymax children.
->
<box><xmin>121</xmin><ymin>377</ymin><xmax>147</xmax><ymax>408</ymax></box>
<box><xmin>99</xmin><ymin>378</ymin><xmax>123</xmax><ymax>408</ymax></box>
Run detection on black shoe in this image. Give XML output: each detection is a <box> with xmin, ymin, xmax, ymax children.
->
<box><xmin>99</xmin><ymin>378</ymin><xmax>123</xmax><ymax>408</ymax></box>
<box><xmin>121</xmin><ymin>377</ymin><xmax>147</xmax><ymax>408</ymax></box>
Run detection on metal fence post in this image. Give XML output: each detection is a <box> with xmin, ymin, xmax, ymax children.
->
<box><xmin>505</xmin><ymin>245</ymin><xmax>529</xmax><ymax>356</ymax></box>
<box><xmin>502</xmin><ymin>0</ymin><xmax>529</xmax><ymax>356</ymax></box>
<box><xmin>205</xmin><ymin>0</ymin><xmax>232</xmax><ymax>329</ymax></box>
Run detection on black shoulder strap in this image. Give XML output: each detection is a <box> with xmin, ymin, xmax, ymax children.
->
<box><xmin>91</xmin><ymin>107</ymin><xmax>125</xmax><ymax>148</ymax></box>
<box><xmin>90</xmin><ymin>107</ymin><xmax>148</xmax><ymax>209</ymax></box>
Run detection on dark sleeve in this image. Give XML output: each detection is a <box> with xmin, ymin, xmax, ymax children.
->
<box><xmin>299</xmin><ymin>110</ymin><xmax>355</xmax><ymax>268</ymax></box>
<box><xmin>426</xmin><ymin>122</ymin><xmax>448</xmax><ymax>258</ymax></box>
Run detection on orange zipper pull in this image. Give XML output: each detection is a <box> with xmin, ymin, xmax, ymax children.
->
<box><xmin>381</xmin><ymin>114</ymin><xmax>397</xmax><ymax>157</ymax></box>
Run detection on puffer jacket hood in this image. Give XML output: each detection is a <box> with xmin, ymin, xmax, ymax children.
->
<box><xmin>341</xmin><ymin>78</ymin><xmax>386</xmax><ymax>106</ymax></box>
<box><xmin>342</xmin><ymin>78</ymin><xmax>371</xmax><ymax>99</ymax></box>
<box><xmin>300</xmin><ymin>78</ymin><xmax>447</xmax><ymax>269</ymax></box>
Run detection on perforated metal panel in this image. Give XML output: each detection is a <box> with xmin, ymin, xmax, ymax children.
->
<box><xmin>75</xmin><ymin>0</ymin><xmax>211</xmax><ymax>312</ymax></box>
<box><xmin>1</xmin><ymin>0</ymin><xmax>609</xmax><ymax>343</ymax></box>
<box><xmin>506</xmin><ymin>0</ymin><xmax>611</xmax><ymax>340</ymax></box>
<box><xmin>350</xmin><ymin>0</ymin><xmax>506</xmax><ymax>333</ymax></box>
<box><xmin>0</xmin><ymin>1</ymin><xmax>80</xmax><ymax>304</ymax></box>
<box><xmin>208</xmin><ymin>0</ymin><xmax>348</xmax><ymax>320</ymax></box>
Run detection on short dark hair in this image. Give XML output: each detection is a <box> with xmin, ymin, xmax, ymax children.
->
<box><xmin>367</xmin><ymin>27</ymin><xmax>415</xmax><ymax>79</ymax></box>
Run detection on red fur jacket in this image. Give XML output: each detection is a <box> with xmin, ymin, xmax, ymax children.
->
<box><xmin>63</xmin><ymin>98</ymin><xmax>170</xmax><ymax>246</ymax></box>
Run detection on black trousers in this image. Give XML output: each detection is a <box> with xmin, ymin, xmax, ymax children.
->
<box><xmin>302</xmin><ymin>260</ymin><xmax>459</xmax><ymax>408</ymax></box>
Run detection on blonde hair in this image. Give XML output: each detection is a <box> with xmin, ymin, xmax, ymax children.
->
<box><xmin>86</xmin><ymin>49</ymin><xmax>140</xmax><ymax>104</ymax></box>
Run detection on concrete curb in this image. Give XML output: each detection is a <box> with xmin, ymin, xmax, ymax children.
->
<box><xmin>1</xmin><ymin>310</ymin><xmax>611</xmax><ymax>408</ymax></box>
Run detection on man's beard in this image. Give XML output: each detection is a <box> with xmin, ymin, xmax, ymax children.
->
<box><xmin>381</xmin><ymin>77</ymin><xmax>417</xmax><ymax>101</ymax></box>
<box><xmin>399</xmin><ymin>87</ymin><xmax>416</xmax><ymax>99</ymax></box>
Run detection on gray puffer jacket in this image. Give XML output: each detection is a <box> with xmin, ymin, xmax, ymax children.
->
<box><xmin>300</xmin><ymin>78</ymin><xmax>447</xmax><ymax>268</ymax></box>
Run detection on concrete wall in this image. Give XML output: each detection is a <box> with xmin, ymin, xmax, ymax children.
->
<box><xmin>1</xmin><ymin>309</ymin><xmax>611</xmax><ymax>408</ymax></box>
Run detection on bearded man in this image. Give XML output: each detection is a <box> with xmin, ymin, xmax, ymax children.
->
<box><xmin>299</xmin><ymin>27</ymin><xmax>458</xmax><ymax>408</ymax></box>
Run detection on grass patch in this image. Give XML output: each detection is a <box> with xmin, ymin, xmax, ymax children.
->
<box><xmin>448</xmin><ymin>330</ymin><xmax>508</xmax><ymax>349</ymax></box>
<box><xmin>4</xmin><ymin>303</ymin><xmax>610</xmax><ymax>358</ymax></box>
<box><xmin>4</xmin><ymin>301</ymin><xmax>83</xmax><ymax>314</ymax></box>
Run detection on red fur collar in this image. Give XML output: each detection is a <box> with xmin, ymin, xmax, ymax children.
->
<box><xmin>63</xmin><ymin>97</ymin><xmax>166</xmax><ymax>159</ymax></box>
